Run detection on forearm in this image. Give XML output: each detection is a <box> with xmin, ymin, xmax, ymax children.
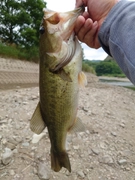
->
<box><xmin>98</xmin><ymin>0</ymin><xmax>135</xmax><ymax>85</ymax></box>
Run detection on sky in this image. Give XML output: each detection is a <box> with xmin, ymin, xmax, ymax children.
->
<box><xmin>44</xmin><ymin>0</ymin><xmax>108</xmax><ymax>60</ymax></box>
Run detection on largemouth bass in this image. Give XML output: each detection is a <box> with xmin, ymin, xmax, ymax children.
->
<box><xmin>30</xmin><ymin>6</ymin><xmax>86</xmax><ymax>172</ymax></box>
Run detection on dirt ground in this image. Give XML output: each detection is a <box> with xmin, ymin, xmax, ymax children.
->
<box><xmin>0</xmin><ymin>58</ymin><xmax>135</xmax><ymax>180</ymax></box>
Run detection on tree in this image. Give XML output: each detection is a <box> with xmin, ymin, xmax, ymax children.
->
<box><xmin>0</xmin><ymin>0</ymin><xmax>46</xmax><ymax>48</ymax></box>
<box><xmin>95</xmin><ymin>60</ymin><xmax>123</xmax><ymax>76</ymax></box>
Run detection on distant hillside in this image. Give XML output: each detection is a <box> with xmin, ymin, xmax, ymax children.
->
<box><xmin>104</xmin><ymin>55</ymin><xmax>115</xmax><ymax>61</ymax></box>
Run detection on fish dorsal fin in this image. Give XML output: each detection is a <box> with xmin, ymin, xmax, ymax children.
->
<box><xmin>30</xmin><ymin>102</ymin><xmax>46</xmax><ymax>134</ymax></box>
<box><xmin>78</xmin><ymin>71</ymin><xmax>87</xmax><ymax>87</ymax></box>
<box><xmin>68</xmin><ymin>117</ymin><xmax>85</xmax><ymax>133</ymax></box>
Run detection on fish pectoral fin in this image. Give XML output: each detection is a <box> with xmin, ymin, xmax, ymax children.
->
<box><xmin>78</xmin><ymin>71</ymin><xmax>87</xmax><ymax>87</ymax></box>
<box><xmin>57</xmin><ymin>69</ymin><xmax>72</xmax><ymax>82</ymax></box>
<box><xmin>30</xmin><ymin>102</ymin><xmax>46</xmax><ymax>134</ymax></box>
<box><xmin>51</xmin><ymin>148</ymin><xmax>71</xmax><ymax>172</ymax></box>
<box><xmin>68</xmin><ymin>117</ymin><xmax>85</xmax><ymax>133</ymax></box>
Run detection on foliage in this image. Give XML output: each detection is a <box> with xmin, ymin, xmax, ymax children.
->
<box><xmin>83</xmin><ymin>59</ymin><xmax>100</xmax><ymax>70</ymax></box>
<box><xmin>95</xmin><ymin>60</ymin><xmax>123</xmax><ymax>76</ymax></box>
<box><xmin>83</xmin><ymin>59</ymin><xmax>125</xmax><ymax>77</ymax></box>
<box><xmin>0</xmin><ymin>0</ymin><xmax>46</xmax><ymax>48</ymax></box>
<box><xmin>82</xmin><ymin>61</ymin><xmax>96</xmax><ymax>74</ymax></box>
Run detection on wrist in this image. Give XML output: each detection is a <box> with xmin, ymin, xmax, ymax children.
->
<box><xmin>98</xmin><ymin>0</ymin><xmax>119</xmax><ymax>29</ymax></box>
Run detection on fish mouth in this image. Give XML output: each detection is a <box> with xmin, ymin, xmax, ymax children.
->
<box><xmin>43</xmin><ymin>6</ymin><xmax>84</xmax><ymax>41</ymax></box>
<box><xmin>40</xmin><ymin>7</ymin><xmax>84</xmax><ymax>74</ymax></box>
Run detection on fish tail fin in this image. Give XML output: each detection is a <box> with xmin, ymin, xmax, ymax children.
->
<box><xmin>51</xmin><ymin>148</ymin><xmax>71</xmax><ymax>172</ymax></box>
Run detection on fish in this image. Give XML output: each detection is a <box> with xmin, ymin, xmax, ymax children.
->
<box><xmin>30</xmin><ymin>6</ymin><xmax>87</xmax><ymax>173</ymax></box>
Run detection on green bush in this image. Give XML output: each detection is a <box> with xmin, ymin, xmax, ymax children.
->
<box><xmin>82</xmin><ymin>62</ymin><xmax>96</xmax><ymax>74</ymax></box>
<box><xmin>95</xmin><ymin>61</ymin><xmax>125</xmax><ymax>77</ymax></box>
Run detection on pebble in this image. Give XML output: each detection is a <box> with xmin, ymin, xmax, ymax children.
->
<box><xmin>9</xmin><ymin>169</ymin><xmax>15</xmax><ymax>176</ymax></box>
<box><xmin>2</xmin><ymin>148</ymin><xmax>13</xmax><ymax>165</ymax></box>
<box><xmin>118</xmin><ymin>159</ymin><xmax>127</xmax><ymax>165</ymax></box>
<box><xmin>37</xmin><ymin>162</ymin><xmax>51</xmax><ymax>180</ymax></box>
<box><xmin>32</xmin><ymin>133</ymin><xmax>46</xmax><ymax>144</ymax></box>
<box><xmin>23</xmin><ymin>101</ymin><xmax>28</xmax><ymax>105</ymax></box>
<box><xmin>91</xmin><ymin>148</ymin><xmax>100</xmax><ymax>155</ymax></box>
<box><xmin>6</xmin><ymin>142</ymin><xmax>16</xmax><ymax>150</ymax></box>
<box><xmin>22</xmin><ymin>142</ymin><xmax>30</xmax><ymax>147</ymax></box>
<box><xmin>111</xmin><ymin>132</ymin><xmax>117</xmax><ymax>137</ymax></box>
<box><xmin>99</xmin><ymin>155</ymin><xmax>114</xmax><ymax>165</ymax></box>
<box><xmin>2</xmin><ymin>138</ymin><xmax>7</xmax><ymax>145</ymax></box>
<box><xmin>77</xmin><ymin>171</ymin><xmax>85</xmax><ymax>178</ymax></box>
<box><xmin>119</xmin><ymin>123</ymin><xmax>125</xmax><ymax>128</ymax></box>
<box><xmin>73</xmin><ymin>145</ymin><xmax>79</xmax><ymax>150</ymax></box>
<box><xmin>82</xmin><ymin>107</ymin><xmax>89</xmax><ymax>112</ymax></box>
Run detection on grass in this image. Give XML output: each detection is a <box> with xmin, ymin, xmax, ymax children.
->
<box><xmin>0</xmin><ymin>43</ymin><xmax>39</xmax><ymax>62</ymax></box>
<box><xmin>123</xmin><ymin>86</ymin><xmax>135</xmax><ymax>91</ymax></box>
<box><xmin>0</xmin><ymin>43</ymin><xmax>19</xmax><ymax>59</ymax></box>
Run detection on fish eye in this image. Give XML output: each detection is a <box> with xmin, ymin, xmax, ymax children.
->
<box><xmin>39</xmin><ymin>26</ymin><xmax>45</xmax><ymax>34</ymax></box>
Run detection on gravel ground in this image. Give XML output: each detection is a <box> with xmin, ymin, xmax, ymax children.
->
<box><xmin>0</xmin><ymin>58</ymin><xmax>135</xmax><ymax>180</ymax></box>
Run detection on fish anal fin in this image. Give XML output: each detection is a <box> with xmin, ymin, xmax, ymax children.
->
<box><xmin>78</xmin><ymin>71</ymin><xmax>87</xmax><ymax>87</ymax></box>
<box><xmin>30</xmin><ymin>102</ymin><xmax>46</xmax><ymax>134</ymax></box>
<box><xmin>51</xmin><ymin>148</ymin><xmax>71</xmax><ymax>172</ymax></box>
<box><xmin>68</xmin><ymin>117</ymin><xmax>85</xmax><ymax>133</ymax></box>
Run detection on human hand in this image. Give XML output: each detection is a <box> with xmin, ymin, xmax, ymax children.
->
<box><xmin>75</xmin><ymin>0</ymin><xmax>118</xmax><ymax>48</ymax></box>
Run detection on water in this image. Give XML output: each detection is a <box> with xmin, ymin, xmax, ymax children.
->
<box><xmin>99</xmin><ymin>79</ymin><xmax>134</xmax><ymax>87</ymax></box>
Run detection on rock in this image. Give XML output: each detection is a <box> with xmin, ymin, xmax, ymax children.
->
<box><xmin>2</xmin><ymin>148</ymin><xmax>13</xmax><ymax>165</ymax></box>
<box><xmin>6</xmin><ymin>139</ymin><xmax>18</xmax><ymax>150</ymax></box>
<box><xmin>111</xmin><ymin>132</ymin><xmax>117</xmax><ymax>137</ymax></box>
<box><xmin>82</xmin><ymin>107</ymin><xmax>89</xmax><ymax>112</ymax></box>
<box><xmin>119</xmin><ymin>123</ymin><xmax>125</xmax><ymax>128</ymax></box>
<box><xmin>23</xmin><ymin>101</ymin><xmax>28</xmax><ymax>105</ymax></box>
<box><xmin>13</xmin><ymin>136</ymin><xmax>22</xmax><ymax>143</ymax></box>
<box><xmin>22</xmin><ymin>142</ymin><xmax>30</xmax><ymax>147</ymax></box>
<box><xmin>99</xmin><ymin>155</ymin><xmax>114</xmax><ymax>166</ymax></box>
<box><xmin>32</xmin><ymin>133</ymin><xmax>46</xmax><ymax>144</ymax></box>
<box><xmin>30</xmin><ymin>95</ymin><xmax>38</xmax><ymax>100</ymax></box>
<box><xmin>73</xmin><ymin>145</ymin><xmax>79</xmax><ymax>150</ymax></box>
<box><xmin>77</xmin><ymin>171</ymin><xmax>85</xmax><ymax>178</ymax></box>
<box><xmin>9</xmin><ymin>169</ymin><xmax>15</xmax><ymax>176</ymax></box>
<box><xmin>37</xmin><ymin>162</ymin><xmax>51</xmax><ymax>180</ymax></box>
<box><xmin>118</xmin><ymin>159</ymin><xmax>127</xmax><ymax>165</ymax></box>
<box><xmin>0</xmin><ymin>135</ymin><xmax>2</xmax><ymax>139</ymax></box>
<box><xmin>2</xmin><ymin>138</ymin><xmax>7</xmax><ymax>145</ymax></box>
<box><xmin>6</xmin><ymin>142</ymin><xmax>16</xmax><ymax>150</ymax></box>
<box><xmin>91</xmin><ymin>148</ymin><xmax>100</xmax><ymax>155</ymax></box>
<box><xmin>13</xmin><ymin>149</ymin><xmax>18</xmax><ymax>154</ymax></box>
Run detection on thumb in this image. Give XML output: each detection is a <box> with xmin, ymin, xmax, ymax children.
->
<box><xmin>75</xmin><ymin>0</ymin><xmax>87</xmax><ymax>8</ymax></box>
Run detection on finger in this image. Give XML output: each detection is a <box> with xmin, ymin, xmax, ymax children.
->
<box><xmin>77</xmin><ymin>18</ymin><xmax>93</xmax><ymax>42</ymax></box>
<box><xmin>91</xmin><ymin>21</ymin><xmax>100</xmax><ymax>48</ymax></box>
<box><xmin>83</xmin><ymin>11</ymin><xmax>89</xmax><ymax>19</ymax></box>
<box><xmin>83</xmin><ymin>21</ymin><xmax>100</xmax><ymax>48</ymax></box>
<box><xmin>74</xmin><ymin>15</ymin><xmax>85</xmax><ymax>35</ymax></box>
